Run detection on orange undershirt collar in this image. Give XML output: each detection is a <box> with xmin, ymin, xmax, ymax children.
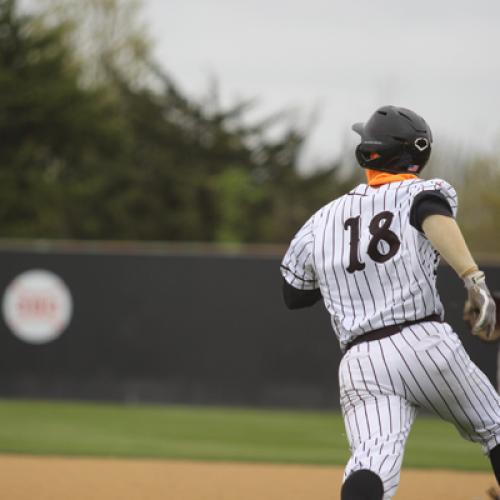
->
<box><xmin>365</xmin><ymin>169</ymin><xmax>418</xmax><ymax>186</ymax></box>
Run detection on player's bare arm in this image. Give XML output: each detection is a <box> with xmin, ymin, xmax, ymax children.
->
<box><xmin>422</xmin><ymin>214</ymin><xmax>476</xmax><ymax>277</ymax></box>
<box><xmin>423</xmin><ymin>214</ymin><xmax>498</xmax><ymax>341</ymax></box>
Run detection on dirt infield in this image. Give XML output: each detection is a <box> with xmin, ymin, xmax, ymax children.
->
<box><xmin>1</xmin><ymin>454</ymin><xmax>497</xmax><ymax>500</ymax></box>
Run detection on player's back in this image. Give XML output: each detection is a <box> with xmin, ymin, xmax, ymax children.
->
<box><xmin>308</xmin><ymin>178</ymin><xmax>457</xmax><ymax>349</ymax></box>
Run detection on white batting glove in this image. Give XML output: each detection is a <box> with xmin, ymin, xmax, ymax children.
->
<box><xmin>463</xmin><ymin>270</ymin><xmax>498</xmax><ymax>342</ymax></box>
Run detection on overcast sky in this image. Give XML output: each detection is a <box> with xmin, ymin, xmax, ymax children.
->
<box><xmin>142</xmin><ymin>0</ymin><xmax>500</xmax><ymax>168</ymax></box>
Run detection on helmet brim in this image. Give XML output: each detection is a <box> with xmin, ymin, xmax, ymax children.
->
<box><xmin>352</xmin><ymin>122</ymin><xmax>364</xmax><ymax>136</ymax></box>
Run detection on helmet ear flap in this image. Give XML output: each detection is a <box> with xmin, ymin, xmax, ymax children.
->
<box><xmin>355</xmin><ymin>145</ymin><xmax>369</xmax><ymax>168</ymax></box>
<box><xmin>355</xmin><ymin>146</ymin><xmax>383</xmax><ymax>169</ymax></box>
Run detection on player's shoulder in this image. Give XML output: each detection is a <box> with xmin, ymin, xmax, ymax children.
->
<box><xmin>346</xmin><ymin>183</ymin><xmax>371</xmax><ymax>196</ymax></box>
<box><xmin>406</xmin><ymin>177</ymin><xmax>459</xmax><ymax>216</ymax></box>
<box><xmin>419</xmin><ymin>177</ymin><xmax>456</xmax><ymax>191</ymax></box>
<box><xmin>302</xmin><ymin>192</ymin><xmax>348</xmax><ymax>231</ymax></box>
<box><xmin>408</xmin><ymin>177</ymin><xmax>457</xmax><ymax>197</ymax></box>
<box><xmin>310</xmin><ymin>199</ymin><xmax>337</xmax><ymax>224</ymax></box>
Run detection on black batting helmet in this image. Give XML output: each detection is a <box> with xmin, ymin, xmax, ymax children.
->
<box><xmin>352</xmin><ymin>105</ymin><xmax>433</xmax><ymax>174</ymax></box>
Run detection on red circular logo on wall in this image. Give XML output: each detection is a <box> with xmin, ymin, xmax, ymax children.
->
<box><xmin>2</xmin><ymin>270</ymin><xmax>73</xmax><ymax>344</ymax></box>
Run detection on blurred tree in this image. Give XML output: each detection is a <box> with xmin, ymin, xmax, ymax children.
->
<box><xmin>29</xmin><ymin>0</ymin><xmax>150</xmax><ymax>86</ymax></box>
<box><xmin>0</xmin><ymin>0</ymin><xmax>359</xmax><ymax>243</ymax></box>
<box><xmin>456</xmin><ymin>155</ymin><xmax>500</xmax><ymax>255</ymax></box>
<box><xmin>0</xmin><ymin>0</ymin><xmax>129</xmax><ymax>238</ymax></box>
<box><xmin>112</xmin><ymin>66</ymin><xmax>350</xmax><ymax>242</ymax></box>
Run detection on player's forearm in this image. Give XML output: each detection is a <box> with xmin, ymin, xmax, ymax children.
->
<box><xmin>422</xmin><ymin>214</ymin><xmax>478</xmax><ymax>278</ymax></box>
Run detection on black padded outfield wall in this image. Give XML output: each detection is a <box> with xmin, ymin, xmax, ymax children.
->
<box><xmin>0</xmin><ymin>244</ymin><xmax>498</xmax><ymax>409</ymax></box>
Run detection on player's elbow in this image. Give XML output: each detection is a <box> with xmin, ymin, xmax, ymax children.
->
<box><xmin>283</xmin><ymin>295</ymin><xmax>306</xmax><ymax>310</ymax></box>
<box><xmin>282</xmin><ymin>280</ymin><xmax>321</xmax><ymax>309</ymax></box>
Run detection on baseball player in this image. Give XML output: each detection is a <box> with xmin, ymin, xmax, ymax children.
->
<box><xmin>281</xmin><ymin>105</ymin><xmax>500</xmax><ymax>500</ymax></box>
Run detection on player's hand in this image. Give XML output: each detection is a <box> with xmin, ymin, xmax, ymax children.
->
<box><xmin>463</xmin><ymin>271</ymin><xmax>499</xmax><ymax>342</ymax></box>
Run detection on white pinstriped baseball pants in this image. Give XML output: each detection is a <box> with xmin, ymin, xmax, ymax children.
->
<box><xmin>339</xmin><ymin>320</ymin><xmax>500</xmax><ymax>500</ymax></box>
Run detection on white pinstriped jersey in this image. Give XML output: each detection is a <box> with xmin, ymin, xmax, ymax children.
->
<box><xmin>281</xmin><ymin>178</ymin><xmax>458</xmax><ymax>351</ymax></box>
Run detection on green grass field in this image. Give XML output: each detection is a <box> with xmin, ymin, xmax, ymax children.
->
<box><xmin>0</xmin><ymin>400</ymin><xmax>490</xmax><ymax>471</ymax></box>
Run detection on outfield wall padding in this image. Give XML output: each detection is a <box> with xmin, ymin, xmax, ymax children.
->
<box><xmin>0</xmin><ymin>246</ymin><xmax>498</xmax><ymax>409</ymax></box>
